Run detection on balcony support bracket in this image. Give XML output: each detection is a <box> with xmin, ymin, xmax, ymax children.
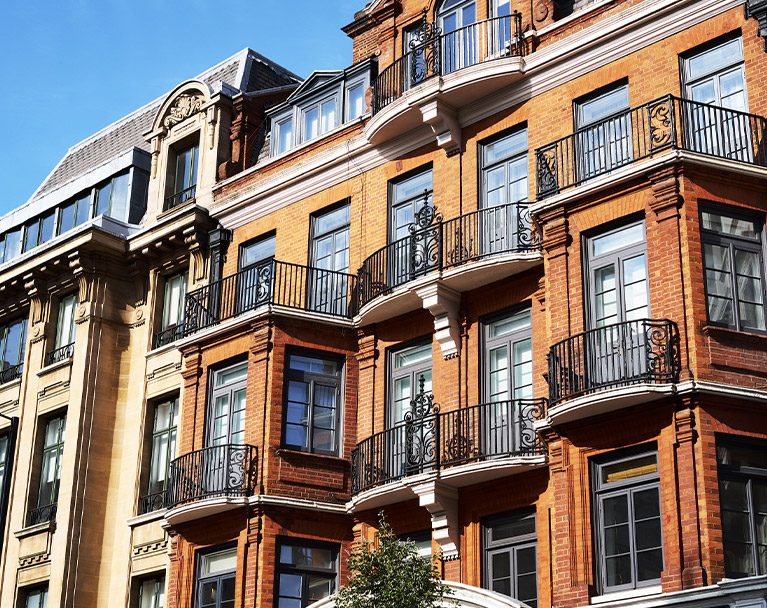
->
<box><xmin>416</xmin><ymin>283</ymin><xmax>461</xmax><ymax>360</ymax></box>
<box><xmin>408</xmin><ymin>480</ymin><xmax>460</xmax><ymax>560</ymax></box>
<box><xmin>419</xmin><ymin>99</ymin><xmax>461</xmax><ymax>157</ymax></box>
<box><xmin>746</xmin><ymin>0</ymin><xmax>767</xmax><ymax>52</ymax></box>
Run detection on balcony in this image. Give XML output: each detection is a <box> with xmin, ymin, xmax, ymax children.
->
<box><xmin>152</xmin><ymin>323</ymin><xmax>183</xmax><ymax>349</ymax></box>
<box><xmin>44</xmin><ymin>342</ymin><xmax>74</xmax><ymax>366</ymax></box>
<box><xmin>367</xmin><ymin>13</ymin><xmax>526</xmax><ymax>149</ymax></box>
<box><xmin>27</xmin><ymin>503</ymin><xmax>56</xmax><ymax>527</ymax></box>
<box><xmin>351</xmin><ymin>388</ymin><xmax>546</xmax><ymax>500</ymax></box>
<box><xmin>546</xmin><ymin>319</ymin><xmax>680</xmax><ymax>423</ymax></box>
<box><xmin>138</xmin><ymin>489</ymin><xmax>169</xmax><ymax>515</ymax></box>
<box><xmin>184</xmin><ymin>260</ymin><xmax>357</xmax><ymax>338</ymax></box>
<box><xmin>165</xmin><ymin>444</ymin><xmax>257</xmax><ymax>523</ymax></box>
<box><xmin>0</xmin><ymin>362</ymin><xmax>23</xmax><ymax>385</ymax></box>
<box><xmin>357</xmin><ymin>201</ymin><xmax>540</xmax><ymax>326</ymax></box>
<box><xmin>164</xmin><ymin>185</ymin><xmax>196</xmax><ymax>211</ymax></box>
<box><xmin>536</xmin><ymin>95</ymin><xmax>767</xmax><ymax>199</ymax></box>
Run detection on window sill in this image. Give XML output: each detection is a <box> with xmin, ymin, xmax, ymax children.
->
<box><xmin>275</xmin><ymin>447</ymin><xmax>348</xmax><ymax>467</ymax></box>
<box><xmin>591</xmin><ymin>585</ymin><xmax>662</xmax><ymax>604</ymax></box>
<box><xmin>702</xmin><ymin>324</ymin><xmax>767</xmax><ymax>345</ymax></box>
<box><xmin>37</xmin><ymin>357</ymin><xmax>73</xmax><ymax>377</ymax></box>
<box><xmin>14</xmin><ymin>520</ymin><xmax>56</xmax><ymax>539</ymax></box>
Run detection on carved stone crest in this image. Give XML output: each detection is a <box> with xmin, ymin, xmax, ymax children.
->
<box><xmin>163</xmin><ymin>94</ymin><xmax>203</xmax><ymax>129</ymax></box>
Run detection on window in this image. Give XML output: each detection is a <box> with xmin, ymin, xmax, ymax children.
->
<box><xmin>481</xmin><ymin>129</ymin><xmax>529</xmax><ymax>253</ymax></box>
<box><xmin>30</xmin><ymin>414</ymin><xmax>66</xmax><ymax>525</ymax></box>
<box><xmin>388</xmin><ymin>341</ymin><xmax>432</xmax><ymax>476</ymax></box>
<box><xmin>484</xmin><ymin>509</ymin><xmax>537</xmax><ymax>607</ymax></box>
<box><xmin>284</xmin><ymin>351</ymin><xmax>342</xmax><ymax>455</ymax></box>
<box><xmin>140</xmin><ymin>398</ymin><xmax>178</xmax><ymax>514</ymax></box>
<box><xmin>717</xmin><ymin>439</ymin><xmax>767</xmax><ymax>578</ymax></box>
<box><xmin>269</xmin><ymin>60</ymin><xmax>374</xmax><ymax>155</ymax></box>
<box><xmin>0</xmin><ymin>316</ymin><xmax>27</xmax><ymax>384</ymax></box>
<box><xmin>587</xmin><ymin>222</ymin><xmax>649</xmax><ymax>327</ymax></box>
<box><xmin>275</xmin><ymin>117</ymin><xmax>294</xmax><ymax>155</ymax></box>
<box><xmin>208</xmin><ymin>362</ymin><xmax>247</xmax><ymax>447</ymax></box>
<box><xmin>438</xmin><ymin>0</ymin><xmax>477</xmax><ymax>73</ymax></box>
<box><xmin>482</xmin><ymin>309</ymin><xmax>533</xmax><ymax>455</ymax></box>
<box><xmin>196</xmin><ymin>546</ymin><xmax>236</xmax><ymax>608</ymax></box>
<box><xmin>23</xmin><ymin>211</ymin><xmax>56</xmax><ymax>253</ymax></box>
<box><xmin>0</xmin><ymin>434</ymin><xmax>8</xmax><ymax>495</ymax></box>
<box><xmin>310</xmin><ymin>204</ymin><xmax>350</xmax><ymax>315</ymax></box>
<box><xmin>399</xmin><ymin>530</ymin><xmax>432</xmax><ymax>558</ymax></box>
<box><xmin>166</xmin><ymin>143</ymin><xmax>199</xmax><ymax>209</ymax></box>
<box><xmin>155</xmin><ymin>272</ymin><xmax>186</xmax><ymax>348</ymax></box>
<box><xmin>574</xmin><ymin>84</ymin><xmax>631</xmax><ymax>181</ymax></box>
<box><xmin>389</xmin><ymin>169</ymin><xmax>433</xmax><ymax>286</ymax></box>
<box><xmin>700</xmin><ymin>206</ymin><xmax>766</xmax><ymax>332</ymax></box>
<box><xmin>301</xmin><ymin>95</ymin><xmax>338</xmax><ymax>142</ymax></box>
<box><xmin>1</xmin><ymin>227</ymin><xmax>21</xmax><ymax>263</ymax></box>
<box><xmin>57</xmin><ymin>191</ymin><xmax>93</xmax><ymax>237</ymax></box>
<box><xmin>238</xmin><ymin>233</ymin><xmax>276</xmax><ymax>312</ymax></box>
<box><xmin>23</xmin><ymin>585</ymin><xmax>48</xmax><ymax>608</ymax></box>
<box><xmin>682</xmin><ymin>37</ymin><xmax>750</xmax><ymax>161</ymax></box>
<box><xmin>276</xmin><ymin>541</ymin><xmax>338</xmax><ymax>608</ymax></box>
<box><xmin>592</xmin><ymin>449</ymin><xmax>663</xmax><ymax>593</ymax></box>
<box><xmin>48</xmin><ymin>293</ymin><xmax>78</xmax><ymax>365</ymax></box>
<box><xmin>95</xmin><ymin>173</ymin><xmax>130</xmax><ymax>219</ymax></box>
<box><xmin>137</xmin><ymin>574</ymin><xmax>166</xmax><ymax>608</ymax></box>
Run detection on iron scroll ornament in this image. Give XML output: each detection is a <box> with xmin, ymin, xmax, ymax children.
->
<box><xmin>647</xmin><ymin>96</ymin><xmax>675</xmax><ymax>150</ymax></box>
<box><xmin>409</xmin><ymin>192</ymin><xmax>443</xmax><ymax>277</ymax></box>
<box><xmin>409</xmin><ymin>9</ymin><xmax>442</xmax><ymax>85</ymax></box>
<box><xmin>404</xmin><ymin>376</ymin><xmax>440</xmax><ymax>472</ymax></box>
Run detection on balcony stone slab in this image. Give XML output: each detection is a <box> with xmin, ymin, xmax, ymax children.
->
<box><xmin>365</xmin><ymin>56</ymin><xmax>526</xmax><ymax>150</ymax></box>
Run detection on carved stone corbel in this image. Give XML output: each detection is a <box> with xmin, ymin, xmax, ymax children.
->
<box><xmin>416</xmin><ymin>283</ymin><xmax>461</xmax><ymax>359</ymax></box>
<box><xmin>69</xmin><ymin>252</ymin><xmax>94</xmax><ymax>305</ymax></box>
<box><xmin>24</xmin><ymin>273</ymin><xmax>48</xmax><ymax>344</ymax></box>
<box><xmin>183</xmin><ymin>226</ymin><xmax>209</xmax><ymax>284</ymax></box>
<box><xmin>407</xmin><ymin>480</ymin><xmax>460</xmax><ymax>560</ymax></box>
<box><xmin>420</xmin><ymin>99</ymin><xmax>461</xmax><ymax>157</ymax></box>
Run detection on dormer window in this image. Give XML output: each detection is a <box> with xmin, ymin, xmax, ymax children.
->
<box><xmin>166</xmin><ymin>141</ymin><xmax>199</xmax><ymax>210</ymax></box>
<box><xmin>269</xmin><ymin>58</ymin><xmax>375</xmax><ymax>156</ymax></box>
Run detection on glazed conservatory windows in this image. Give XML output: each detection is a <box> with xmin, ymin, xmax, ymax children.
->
<box><xmin>701</xmin><ymin>206</ymin><xmax>766</xmax><ymax>332</ymax></box>
<box><xmin>717</xmin><ymin>439</ymin><xmax>767</xmax><ymax>578</ymax></box>
<box><xmin>592</xmin><ymin>449</ymin><xmax>664</xmax><ymax>593</ymax></box>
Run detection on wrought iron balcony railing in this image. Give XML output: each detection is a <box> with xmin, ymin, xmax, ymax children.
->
<box><xmin>536</xmin><ymin>95</ymin><xmax>767</xmax><ymax>198</ymax></box>
<box><xmin>153</xmin><ymin>323</ymin><xmax>184</xmax><ymax>349</ymax></box>
<box><xmin>27</xmin><ymin>503</ymin><xmax>57</xmax><ymax>526</ymax></box>
<box><xmin>184</xmin><ymin>260</ymin><xmax>357</xmax><ymax>336</ymax></box>
<box><xmin>358</xmin><ymin>199</ymin><xmax>539</xmax><ymax>309</ymax></box>
<box><xmin>167</xmin><ymin>443</ymin><xmax>257</xmax><ymax>508</ymax></box>
<box><xmin>138</xmin><ymin>489</ymin><xmax>169</xmax><ymax>515</ymax></box>
<box><xmin>165</xmin><ymin>185</ymin><xmax>196</xmax><ymax>211</ymax></box>
<box><xmin>44</xmin><ymin>342</ymin><xmax>75</xmax><ymax>366</ymax></box>
<box><xmin>351</xmin><ymin>387</ymin><xmax>545</xmax><ymax>495</ymax></box>
<box><xmin>372</xmin><ymin>12</ymin><xmax>525</xmax><ymax>114</ymax></box>
<box><xmin>547</xmin><ymin>318</ymin><xmax>680</xmax><ymax>407</ymax></box>
<box><xmin>0</xmin><ymin>362</ymin><xmax>23</xmax><ymax>385</ymax></box>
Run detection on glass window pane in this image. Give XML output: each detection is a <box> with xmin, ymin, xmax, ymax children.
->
<box><xmin>489</xmin><ymin>310</ymin><xmax>531</xmax><ymax>337</ymax></box>
<box><xmin>40</xmin><ymin>212</ymin><xmax>55</xmax><ymax>245</ymax></box>
<box><xmin>59</xmin><ymin>202</ymin><xmax>76</xmax><ymax>235</ymax></box>
<box><xmin>394</xmin><ymin>343</ymin><xmax>431</xmax><ymax>368</ymax></box>
<box><xmin>348</xmin><ymin>84</ymin><xmax>364</xmax><ymax>119</ymax></box>
<box><xmin>24</xmin><ymin>220</ymin><xmax>39</xmax><ymax>253</ymax></box>
<box><xmin>241</xmin><ymin>235</ymin><xmax>276</xmax><ymax>268</ymax></box>
<box><xmin>278</xmin><ymin>119</ymin><xmax>293</xmax><ymax>154</ymax></box>
<box><xmin>4</xmin><ymin>228</ymin><xmax>21</xmax><ymax>262</ymax></box>
<box><xmin>592</xmin><ymin>224</ymin><xmax>644</xmax><ymax>257</ymax></box>
<box><xmin>75</xmin><ymin>194</ymin><xmax>92</xmax><ymax>225</ymax></box>
<box><xmin>108</xmin><ymin>174</ymin><xmax>130</xmax><ymax>220</ymax></box>
<box><xmin>96</xmin><ymin>182</ymin><xmax>112</xmax><ymax>216</ymax></box>
<box><xmin>201</xmin><ymin>548</ymin><xmax>237</xmax><ymax>575</ymax></box>
<box><xmin>687</xmin><ymin>39</ymin><xmax>742</xmax><ymax>81</ymax></box>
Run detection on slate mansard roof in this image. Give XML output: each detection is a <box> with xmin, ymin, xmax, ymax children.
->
<box><xmin>24</xmin><ymin>48</ymin><xmax>301</xmax><ymax>207</ymax></box>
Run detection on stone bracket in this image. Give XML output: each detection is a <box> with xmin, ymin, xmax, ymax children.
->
<box><xmin>419</xmin><ymin>98</ymin><xmax>461</xmax><ymax>157</ymax></box>
<box><xmin>407</xmin><ymin>480</ymin><xmax>460</xmax><ymax>560</ymax></box>
<box><xmin>746</xmin><ymin>0</ymin><xmax>767</xmax><ymax>52</ymax></box>
<box><xmin>416</xmin><ymin>283</ymin><xmax>461</xmax><ymax>359</ymax></box>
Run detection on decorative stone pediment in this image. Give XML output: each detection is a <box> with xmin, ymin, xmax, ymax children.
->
<box><xmin>149</xmin><ymin>80</ymin><xmax>213</xmax><ymax>135</ymax></box>
<box><xmin>163</xmin><ymin>94</ymin><xmax>204</xmax><ymax>129</ymax></box>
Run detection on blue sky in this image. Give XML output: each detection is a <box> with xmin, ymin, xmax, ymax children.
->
<box><xmin>0</xmin><ymin>0</ymin><xmax>361</xmax><ymax>216</ymax></box>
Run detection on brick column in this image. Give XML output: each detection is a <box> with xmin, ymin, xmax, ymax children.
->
<box><xmin>673</xmin><ymin>400</ymin><xmax>706</xmax><ymax>589</ymax></box>
<box><xmin>355</xmin><ymin>329</ymin><xmax>378</xmax><ymax>439</ymax></box>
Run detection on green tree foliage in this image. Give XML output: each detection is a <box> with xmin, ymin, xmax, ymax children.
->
<box><xmin>335</xmin><ymin>513</ymin><xmax>454</xmax><ymax>608</ymax></box>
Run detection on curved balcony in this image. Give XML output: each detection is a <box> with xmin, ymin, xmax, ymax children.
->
<box><xmin>546</xmin><ymin>318</ymin><xmax>680</xmax><ymax>424</ymax></box>
<box><xmin>535</xmin><ymin>95</ymin><xmax>767</xmax><ymax>200</ymax></box>
<box><xmin>367</xmin><ymin>13</ymin><xmax>526</xmax><ymax>146</ymax></box>
<box><xmin>351</xmin><ymin>390</ymin><xmax>546</xmax><ymax>505</ymax></box>
<box><xmin>357</xmin><ymin>201</ymin><xmax>540</xmax><ymax>324</ymax></box>
<box><xmin>165</xmin><ymin>444</ymin><xmax>257</xmax><ymax>524</ymax></box>
<box><xmin>184</xmin><ymin>260</ymin><xmax>357</xmax><ymax>338</ymax></box>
